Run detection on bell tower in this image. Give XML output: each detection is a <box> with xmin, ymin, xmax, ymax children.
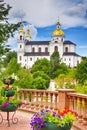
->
<box><xmin>17</xmin><ymin>22</ymin><xmax>25</xmax><ymax>67</ymax></box>
<box><xmin>52</xmin><ymin>20</ymin><xmax>65</xmax><ymax>42</ymax></box>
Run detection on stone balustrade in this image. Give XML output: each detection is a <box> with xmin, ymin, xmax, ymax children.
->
<box><xmin>16</xmin><ymin>88</ymin><xmax>87</xmax><ymax>129</ymax></box>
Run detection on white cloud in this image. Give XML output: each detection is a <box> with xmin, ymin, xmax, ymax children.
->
<box><xmin>4</xmin><ymin>0</ymin><xmax>87</xmax><ymax>51</ymax></box>
<box><xmin>5</xmin><ymin>0</ymin><xmax>87</xmax><ymax>28</ymax></box>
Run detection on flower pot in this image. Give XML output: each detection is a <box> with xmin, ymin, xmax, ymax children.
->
<box><xmin>39</xmin><ymin>123</ymin><xmax>71</xmax><ymax>130</ymax></box>
<box><xmin>6</xmin><ymin>90</ymin><xmax>15</xmax><ymax>97</ymax></box>
<box><xmin>1</xmin><ymin>89</ymin><xmax>15</xmax><ymax>97</ymax></box>
<box><xmin>2</xmin><ymin>78</ymin><xmax>14</xmax><ymax>85</ymax></box>
<box><xmin>0</xmin><ymin>104</ymin><xmax>18</xmax><ymax>112</ymax></box>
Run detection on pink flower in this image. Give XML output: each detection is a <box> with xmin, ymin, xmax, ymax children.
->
<box><xmin>2</xmin><ymin>101</ymin><xmax>9</xmax><ymax>108</ymax></box>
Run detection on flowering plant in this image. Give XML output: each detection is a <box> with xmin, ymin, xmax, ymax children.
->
<box><xmin>30</xmin><ymin>108</ymin><xmax>76</xmax><ymax>130</ymax></box>
<box><xmin>0</xmin><ymin>97</ymin><xmax>21</xmax><ymax>112</ymax></box>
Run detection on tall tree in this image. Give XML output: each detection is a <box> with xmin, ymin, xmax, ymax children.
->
<box><xmin>31</xmin><ymin>58</ymin><xmax>50</xmax><ymax>75</ymax></box>
<box><xmin>49</xmin><ymin>51</ymin><xmax>61</xmax><ymax>79</ymax></box>
<box><xmin>75</xmin><ymin>60</ymin><xmax>87</xmax><ymax>85</ymax></box>
<box><xmin>3</xmin><ymin>51</ymin><xmax>17</xmax><ymax>67</ymax></box>
<box><xmin>0</xmin><ymin>0</ymin><xmax>20</xmax><ymax>56</ymax></box>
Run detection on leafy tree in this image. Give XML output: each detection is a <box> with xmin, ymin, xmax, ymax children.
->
<box><xmin>33</xmin><ymin>71</ymin><xmax>50</xmax><ymax>89</ymax></box>
<box><xmin>32</xmin><ymin>76</ymin><xmax>47</xmax><ymax>90</ymax></box>
<box><xmin>3</xmin><ymin>58</ymin><xmax>21</xmax><ymax>76</ymax></box>
<box><xmin>49</xmin><ymin>51</ymin><xmax>61</xmax><ymax>79</ymax></box>
<box><xmin>3</xmin><ymin>51</ymin><xmax>17</xmax><ymax>67</ymax></box>
<box><xmin>82</xmin><ymin>56</ymin><xmax>87</xmax><ymax>61</ymax></box>
<box><xmin>14</xmin><ymin>69</ymin><xmax>33</xmax><ymax>89</ymax></box>
<box><xmin>0</xmin><ymin>0</ymin><xmax>20</xmax><ymax>57</ymax></box>
<box><xmin>75</xmin><ymin>60</ymin><xmax>87</xmax><ymax>85</ymax></box>
<box><xmin>31</xmin><ymin>58</ymin><xmax>50</xmax><ymax>75</ymax></box>
<box><xmin>55</xmin><ymin>63</ymin><xmax>69</xmax><ymax>77</ymax></box>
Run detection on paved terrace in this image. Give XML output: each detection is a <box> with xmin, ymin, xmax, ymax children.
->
<box><xmin>0</xmin><ymin>110</ymin><xmax>87</xmax><ymax>130</ymax></box>
<box><xmin>0</xmin><ymin>110</ymin><xmax>32</xmax><ymax>130</ymax></box>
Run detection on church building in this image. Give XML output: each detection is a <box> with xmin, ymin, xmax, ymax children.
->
<box><xmin>17</xmin><ymin>21</ymin><xmax>82</xmax><ymax>68</ymax></box>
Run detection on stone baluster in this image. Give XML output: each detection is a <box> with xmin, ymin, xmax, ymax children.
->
<box><xmin>40</xmin><ymin>92</ymin><xmax>44</xmax><ymax>109</ymax></box>
<box><xmin>26</xmin><ymin>91</ymin><xmax>30</xmax><ymax>108</ymax></box>
<box><xmin>45</xmin><ymin>92</ymin><xmax>48</xmax><ymax>109</ymax></box>
<box><xmin>69</xmin><ymin>96</ymin><xmax>74</xmax><ymax>110</ymax></box>
<box><xmin>73</xmin><ymin>96</ymin><xmax>77</xmax><ymax>112</ymax></box>
<box><xmin>30</xmin><ymin>91</ymin><xmax>35</xmax><ymax>110</ymax></box>
<box><xmin>83</xmin><ymin>98</ymin><xmax>87</xmax><ymax>125</ymax></box>
<box><xmin>54</xmin><ymin>93</ymin><xmax>58</xmax><ymax>110</ymax></box>
<box><xmin>50</xmin><ymin>92</ymin><xmax>53</xmax><ymax>110</ymax></box>
<box><xmin>35</xmin><ymin>91</ymin><xmax>39</xmax><ymax>110</ymax></box>
<box><xmin>78</xmin><ymin>98</ymin><xmax>83</xmax><ymax>123</ymax></box>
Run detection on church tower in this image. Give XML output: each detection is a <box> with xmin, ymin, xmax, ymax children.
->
<box><xmin>25</xmin><ymin>27</ymin><xmax>31</xmax><ymax>41</ymax></box>
<box><xmin>17</xmin><ymin>22</ymin><xmax>25</xmax><ymax>67</ymax></box>
<box><xmin>49</xmin><ymin>20</ymin><xmax>65</xmax><ymax>58</ymax></box>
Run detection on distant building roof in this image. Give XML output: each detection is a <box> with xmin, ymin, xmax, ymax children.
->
<box><xmin>24</xmin><ymin>52</ymin><xmax>49</xmax><ymax>56</ymax></box>
<box><xmin>63</xmin><ymin>52</ymin><xmax>81</xmax><ymax>57</ymax></box>
<box><xmin>25</xmin><ymin>40</ymin><xmax>50</xmax><ymax>45</ymax></box>
<box><xmin>63</xmin><ymin>40</ymin><xmax>76</xmax><ymax>46</ymax></box>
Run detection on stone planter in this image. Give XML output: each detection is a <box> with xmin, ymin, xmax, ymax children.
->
<box><xmin>2</xmin><ymin>78</ymin><xmax>14</xmax><ymax>85</ymax></box>
<box><xmin>0</xmin><ymin>104</ymin><xmax>18</xmax><ymax>112</ymax></box>
<box><xmin>36</xmin><ymin>122</ymin><xmax>71</xmax><ymax>130</ymax></box>
<box><xmin>6</xmin><ymin>90</ymin><xmax>15</xmax><ymax>97</ymax></box>
<box><xmin>1</xmin><ymin>89</ymin><xmax>15</xmax><ymax>97</ymax></box>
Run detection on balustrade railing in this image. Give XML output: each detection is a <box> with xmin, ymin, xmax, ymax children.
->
<box><xmin>16</xmin><ymin>88</ymin><xmax>87</xmax><ymax>127</ymax></box>
<box><xmin>16</xmin><ymin>89</ymin><xmax>59</xmax><ymax>112</ymax></box>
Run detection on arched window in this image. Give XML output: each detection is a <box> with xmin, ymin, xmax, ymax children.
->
<box><xmin>20</xmin><ymin>45</ymin><xmax>22</xmax><ymax>48</ymax></box>
<box><xmin>20</xmin><ymin>35</ymin><xmax>22</xmax><ymax>40</ymax></box>
<box><xmin>45</xmin><ymin>47</ymin><xmax>48</xmax><ymax>53</ymax></box>
<box><xmin>32</xmin><ymin>47</ymin><xmax>35</xmax><ymax>52</ymax></box>
<box><xmin>54</xmin><ymin>46</ymin><xmax>58</xmax><ymax>51</ymax></box>
<box><xmin>77</xmin><ymin>60</ymin><xmax>79</xmax><ymax>64</ymax></box>
<box><xmin>19</xmin><ymin>56</ymin><xmax>22</xmax><ymax>61</ymax></box>
<box><xmin>38</xmin><ymin>47</ymin><xmax>41</xmax><ymax>53</ymax></box>
<box><xmin>65</xmin><ymin>47</ymin><xmax>68</xmax><ymax>52</ymax></box>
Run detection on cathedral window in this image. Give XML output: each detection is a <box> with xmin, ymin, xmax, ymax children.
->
<box><xmin>32</xmin><ymin>47</ymin><xmax>35</xmax><ymax>52</ymax></box>
<box><xmin>30</xmin><ymin>58</ymin><xmax>32</xmax><ymax>61</ymax></box>
<box><xmin>20</xmin><ymin>45</ymin><xmax>22</xmax><ymax>48</ymax></box>
<box><xmin>54</xmin><ymin>46</ymin><xmax>58</xmax><ymax>51</ymax></box>
<box><xmin>19</xmin><ymin>56</ymin><xmax>22</xmax><ymax>61</ymax></box>
<box><xmin>65</xmin><ymin>47</ymin><xmax>68</xmax><ymax>52</ymax></box>
<box><xmin>38</xmin><ymin>47</ymin><xmax>41</xmax><ymax>53</ymax></box>
<box><xmin>20</xmin><ymin>35</ymin><xmax>22</xmax><ymax>40</ymax></box>
<box><xmin>77</xmin><ymin>60</ymin><xmax>79</xmax><ymax>64</ymax></box>
<box><xmin>64</xmin><ymin>58</ymin><xmax>66</xmax><ymax>61</ymax></box>
<box><xmin>61</xmin><ymin>38</ymin><xmax>63</xmax><ymax>42</ymax></box>
<box><xmin>45</xmin><ymin>47</ymin><xmax>48</xmax><ymax>53</ymax></box>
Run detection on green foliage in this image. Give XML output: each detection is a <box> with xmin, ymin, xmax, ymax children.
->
<box><xmin>31</xmin><ymin>58</ymin><xmax>50</xmax><ymax>75</ymax></box>
<box><xmin>32</xmin><ymin>76</ymin><xmax>47</xmax><ymax>89</ymax></box>
<box><xmin>75</xmin><ymin>84</ymin><xmax>87</xmax><ymax>94</ymax></box>
<box><xmin>3</xmin><ymin>58</ymin><xmax>21</xmax><ymax>75</ymax></box>
<box><xmin>33</xmin><ymin>71</ymin><xmax>50</xmax><ymax>89</ymax></box>
<box><xmin>75</xmin><ymin>60</ymin><xmax>87</xmax><ymax>85</ymax></box>
<box><xmin>0</xmin><ymin>0</ymin><xmax>20</xmax><ymax>57</ymax></box>
<box><xmin>15</xmin><ymin>68</ymin><xmax>33</xmax><ymax>89</ymax></box>
<box><xmin>49</xmin><ymin>51</ymin><xmax>69</xmax><ymax>79</ymax></box>
<box><xmin>49</xmin><ymin>51</ymin><xmax>61</xmax><ymax>79</ymax></box>
<box><xmin>3</xmin><ymin>51</ymin><xmax>17</xmax><ymax>67</ymax></box>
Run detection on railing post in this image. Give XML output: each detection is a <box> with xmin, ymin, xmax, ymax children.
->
<box><xmin>58</xmin><ymin>89</ymin><xmax>76</xmax><ymax>109</ymax></box>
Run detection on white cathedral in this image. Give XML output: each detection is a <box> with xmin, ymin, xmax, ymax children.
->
<box><xmin>17</xmin><ymin>21</ymin><xmax>82</xmax><ymax>68</ymax></box>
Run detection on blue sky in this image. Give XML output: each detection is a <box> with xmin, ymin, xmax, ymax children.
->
<box><xmin>5</xmin><ymin>0</ymin><xmax>87</xmax><ymax>57</ymax></box>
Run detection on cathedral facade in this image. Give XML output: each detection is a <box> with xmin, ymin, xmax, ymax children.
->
<box><xmin>17</xmin><ymin>21</ymin><xmax>82</xmax><ymax>68</ymax></box>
